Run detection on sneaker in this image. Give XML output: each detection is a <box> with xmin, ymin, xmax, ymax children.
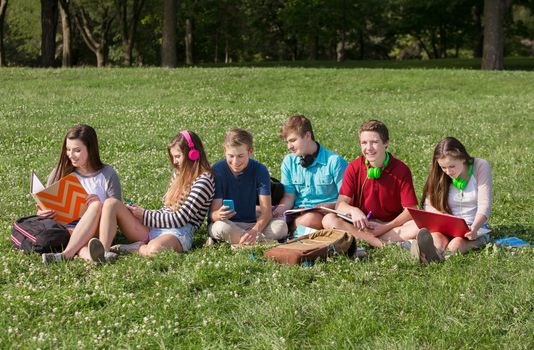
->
<box><xmin>88</xmin><ymin>238</ymin><xmax>105</xmax><ymax>263</ymax></box>
<box><xmin>398</xmin><ymin>240</ymin><xmax>414</xmax><ymax>251</ymax></box>
<box><xmin>415</xmin><ymin>228</ymin><xmax>444</xmax><ymax>264</ymax></box>
<box><xmin>110</xmin><ymin>241</ymin><xmax>144</xmax><ymax>253</ymax></box>
<box><xmin>205</xmin><ymin>236</ymin><xmax>216</xmax><ymax>246</ymax></box>
<box><xmin>104</xmin><ymin>251</ymin><xmax>118</xmax><ymax>263</ymax></box>
<box><xmin>42</xmin><ymin>252</ymin><xmax>63</xmax><ymax>264</ymax></box>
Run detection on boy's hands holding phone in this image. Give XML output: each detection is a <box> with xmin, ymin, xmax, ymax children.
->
<box><xmin>218</xmin><ymin>199</ymin><xmax>236</xmax><ymax>221</ymax></box>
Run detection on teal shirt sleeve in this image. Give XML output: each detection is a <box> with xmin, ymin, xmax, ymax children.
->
<box><xmin>281</xmin><ymin>154</ymin><xmax>297</xmax><ymax>195</ymax></box>
<box><xmin>331</xmin><ymin>155</ymin><xmax>348</xmax><ymax>192</ymax></box>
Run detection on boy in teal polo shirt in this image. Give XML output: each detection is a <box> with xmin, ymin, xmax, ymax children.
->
<box><xmin>273</xmin><ymin>115</ymin><xmax>348</xmax><ymax>231</ymax></box>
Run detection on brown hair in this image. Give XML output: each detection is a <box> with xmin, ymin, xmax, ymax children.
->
<box><xmin>164</xmin><ymin>131</ymin><xmax>212</xmax><ymax>210</ymax></box>
<box><xmin>279</xmin><ymin>114</ymin><xmax>315</xmax><ymax>140</ymax></box>
<box><xmin>224</xmin><ymin>128</ymin><xmax>253</xmax><ymax>149</ymax></box>
<box><xmin>359</xmin><ymin>120</ymin><xmax>389</xmax><ymax>143</ymax></box>
<box><xmin>51</xmin><ymin>124</ymin><xmax>104</xmax><ymax>182</ymax></box>
<box><xmin>422</xmin><ymin>137</ymin><xmax>473</xmax><ymax>214</ymax></box>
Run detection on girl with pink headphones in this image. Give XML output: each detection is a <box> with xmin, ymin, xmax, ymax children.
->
<box><xmin>412</xmin><ymin>137</ymin><xmax>493</xmax><ymax>263</ymax></box>
<box><xmin>95</xmin><ymin>130</ymin><xmax>215</xmax><ymax>257</ymax></box>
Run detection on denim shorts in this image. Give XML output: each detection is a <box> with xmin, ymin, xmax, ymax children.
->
<box><xmin>148</xmin><ymin>224</ymin><xmax>194</xmax><ymax>252</ymax></box>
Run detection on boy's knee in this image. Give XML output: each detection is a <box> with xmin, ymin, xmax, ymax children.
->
<box><xmin>322</xmin><ymin>213</ymin><xmax>338</xmax><ymax>229</ymax></box>
<box><xmin>269</xmin><ymin>219</ymin><xmax>288</xmax><ymax>239</ymax></box>
<box><xmin>296</xmin><ymin>212</ymin><xmax>324</xmax><ymax>229</ymax></box>
<box><xmin>208</xmin><ymin>221</ymin><xmax>231</xmax><ymax>241</ymax></box>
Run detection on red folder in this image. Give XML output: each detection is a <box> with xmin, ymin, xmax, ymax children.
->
<box><xmin>408</xmin><ymin>208</ymin><xmax>469</xmax><ymax>238</ymax></box>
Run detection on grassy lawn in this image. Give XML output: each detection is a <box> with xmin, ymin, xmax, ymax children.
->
<box><xmin>1</xmin><ymin>66</ymin><xmax>533</xmax><ymax>349</ymax></box>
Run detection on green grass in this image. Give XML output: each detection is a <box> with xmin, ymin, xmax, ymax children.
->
<box><xmin>1</xmin><ymin>67</ymin><xmax>533</xmax><ymax>349</ymax></box>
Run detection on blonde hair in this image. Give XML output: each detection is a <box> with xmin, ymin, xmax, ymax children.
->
<box><xmin>163</xmin><ymin>131</ymin><xmax>211</xmax><ymax>210</ymax></box>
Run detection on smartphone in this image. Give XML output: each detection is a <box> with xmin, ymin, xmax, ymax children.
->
<box><xmin>223</xmin><ymin>199</ymin><xmax>235</xmax><ymax>211</ymax></box>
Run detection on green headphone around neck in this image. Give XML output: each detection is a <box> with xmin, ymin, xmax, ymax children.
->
<box><xmin>365</xmin><ymin>152</ymin><xmax>390</xmax><ymax>179</ymax></box>
<box><xmin>451</xmin><ymin>160</ymin><xmax>473</xmax><ymax>190</ymax></box>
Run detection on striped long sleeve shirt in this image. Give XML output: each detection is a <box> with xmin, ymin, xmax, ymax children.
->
<box><xmin>142</xmin><ymin>172</ymin><xmax>215</xmax><ymax>229</ymax></box>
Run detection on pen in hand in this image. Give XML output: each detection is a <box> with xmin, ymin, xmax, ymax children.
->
<box><xmin>367</xmin><ymin>211</ymin><xmax>372</xmax><ymax>219</ymax></box>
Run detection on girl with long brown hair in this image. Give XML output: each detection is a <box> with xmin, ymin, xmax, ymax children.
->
<box><xmin>97</xmin><ymin>130</ymin><xmax>215</xmax><ymax>256</ymax></box>
<box><xmin>413</xmin><ymin>137</ymin><xmax>493</xmax><ymax>263</ymax></box>
<box><xmin>41</xmin><ymin>124</ymin><xmax>122</xmax><ymax>264</ymax></box>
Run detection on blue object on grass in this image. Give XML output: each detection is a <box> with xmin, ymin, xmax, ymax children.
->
<box><xmin>494</xmin><ymin>237</ymin><xmax>530</xmax><ymax>247</ymax></box>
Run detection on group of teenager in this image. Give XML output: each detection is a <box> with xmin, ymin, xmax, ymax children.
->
<box><xmin>39</xmin><ymin>115</ymin><xmax>492</xmax><ymax>265</ymax></box>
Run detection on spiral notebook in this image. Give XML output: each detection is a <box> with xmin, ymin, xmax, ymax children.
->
<box><xmin>31</xmin><ymin>171</ymin><xmax>88</xmax><ymax>224</ymax></box>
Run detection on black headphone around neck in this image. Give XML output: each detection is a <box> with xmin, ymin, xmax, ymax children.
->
<box><xmin>300</xmin><ymin>142</ymin><xmax>320</xmax><ymax>168</ymax></box>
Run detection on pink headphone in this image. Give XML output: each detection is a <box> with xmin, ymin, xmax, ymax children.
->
<box><xmin>180</xmin><ymin>130</ymin><xmax>200</xmax><ymax>161</ymax></box>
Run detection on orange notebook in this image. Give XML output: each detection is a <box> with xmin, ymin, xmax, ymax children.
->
<box><xmin>31</xmin><ymin>171</ymin><xmax>88</xmax><ymax>224</ymax></box>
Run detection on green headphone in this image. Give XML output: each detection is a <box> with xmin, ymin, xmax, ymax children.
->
<box><xmin>451</xmin><ymin>160</ymin><xmax>473</xmax><ymax>190</ymax></box>
<box><xmin>366</xmin><ymin>152</ymin><xmax>390</xmax><ymax>179</ymax></box>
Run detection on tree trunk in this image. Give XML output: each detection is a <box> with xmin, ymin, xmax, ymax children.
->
<box><xmin>161</xmin><ymin>0</ymin><xmax>176</xmax><ymax>67</ymax></box>
<box><xmin>58</xmin><ymin>0</ymin><xmax>71</xmax><ymax>67</ymax></box>
<box><xmin>119</xmin><ymin>0</ymin><xmax>144</xmax><ymax>66</ymax></box>
<box><xmin>73</xmin><ymin>5</ymin><xmax>115</xmax><ymax>67</ymax></box>
<box><xmin>309</xmin><ymin>34</ymin><xmax>318</xmax><ymax>60</ymax></box>
<box><xmin>472</xmin><ymin>3</ymin><xmax>484</xmax><ymax>58</ymax></box>
<box><xmin>359</xmin><ymin>29</ymin><xmax>364</xmax><ymax>60</ymax></box>
<box><xmin>0</xmin><ymin>0</ymin><xmax>8</xmax><ymax>67</ymax></box>
<box><xmin>224</xmin><ymin>35</ymin><xmax>229</xmax><ymax>63</ymax></box>
<box><xmin>481</xmin><ymin>0</ymin><xmax>510</xmax><ymax>70</ymax></box>
<box><xmin>439</xmin><ymin>25</ymin><xmax>447</xmax><ymax>58</ymax></box>
<box><xmin>214</xmin><ymin>31</ymin><xmax>218</xmax><ymax>63</ymax></box>
<box><xmin>41</xmin><ymin>0</ymin><xmax>58</xmax><ymax>67</ymax></box>
<box><xmin>185</xmin><ymin>18</ymin><xmax>193</xmax><ymax>65</ymax></box>
<box><xmin>96</xmin><ymin>49</ymin><xmax>105</xmax><ymax>67</ymax></box>
<box><xmin>336</xmin><ymin>31</ymin><xmax>345</xmax><ymax>62</ymax></box>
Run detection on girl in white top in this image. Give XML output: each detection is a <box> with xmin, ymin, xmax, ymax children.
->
<box><xmin>97</xmin><ymin>130</ymin><xmax>215</xmax><ymax>256</ymax></box>
<box><xmin>413</xmin><ymin>137</ymin><xmax>492</xmax><ymax>263</ymax></box>
<box><xmin>40</xmin><ymin>124</ymin><xmax>122</xmax><ymax>264</ymax></box>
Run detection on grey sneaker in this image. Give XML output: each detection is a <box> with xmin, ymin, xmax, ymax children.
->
<box><xmin>104</xmin><ymin>251</ymin><xmax>118</xmax><ymax>263</ymax></box>
<box><xmin>110</xmin><ymin>241</ymin><xmax>144</xmax><ymax>253</ymax></box>
<box><xmin>415</xmin><ymin>228</ymin><xmax>444</xmax><ymax>264</ymax></box>
<box><xmin>398</xmin><ymin>240</ymin><xmax>414</xmax><ymax>251</ymax></box>
<box><xmin>88</xmin><ymin>238</ymin><xmax>105</xmax><ymax>263</ymax></box>
<box><xmin>42</xmin><ymin>252</ymin><xmax>63</xmax><ymax>264</ymax></box>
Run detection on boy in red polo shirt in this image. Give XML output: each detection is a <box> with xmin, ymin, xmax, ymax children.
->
<box><xmin>322</xmin><ymin>120</ymin><xmax>419</xmax><ymax>248</ymax></box>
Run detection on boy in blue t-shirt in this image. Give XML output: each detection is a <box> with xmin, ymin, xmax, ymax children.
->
<box><xmin>208</xmin><ymin>128</ymin><xmax>288</xmax><ymax>245</ymax></box>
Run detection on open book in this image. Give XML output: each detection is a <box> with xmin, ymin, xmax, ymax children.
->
<box><xmin>31</xmin><ymin>171</ymin><xmax>88</xmax><ymax>224</ymax></box>
<box><xmin>284</xmin><ymin>206</ymin><xmax>353</xmax><ymax>223</ymax></box>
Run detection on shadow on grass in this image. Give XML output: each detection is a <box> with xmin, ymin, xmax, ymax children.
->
<box><xmin>490</xmin><ymin>224</ymin><xmax>534</xmax><ymax>243</ymax></box>
<box><xmin>193</xmin><ymin>57</ymin><xmax>534</xmax><ymax>71</ymax></box>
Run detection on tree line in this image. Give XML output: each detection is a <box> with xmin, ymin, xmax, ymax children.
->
<box><xmin>1</xmin><ymin>0</ymin><xmax>533</xmax><ymax>70</ymax></box>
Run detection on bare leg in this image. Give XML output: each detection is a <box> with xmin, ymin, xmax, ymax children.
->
<box><xmin>295</xmin><ymin>212</ymin><xmax>325</xmax><ymax>230</ymax></box>
<box><xmin>430</xmin><ymin>231</ymin><xmax>450</xmax><ymax>256</ymax></box>
<box><xmin>138</xmin><ymin>235</ymin><xmax>182</xmax><ymax>257</ymax></box>
<box><xmin>378</xmin><ymin>220</ymin><xmax>420</xmax><ymax>242</ymax></box>
<box><xmin>322</xmin><ymin>213</ymin><xmax>384</xmax><ymax>248</ymax></box>
<box><xmin>447</xmin><ymin>236</ymin><xmax>486</xmax><ymax>254</ymax></box>
<box><xmin>99</xmin><ymin>198</ymin><xmax>149</xmax><ymax>251</ymax></box>
<box><xmin>63</xmin><ymin>200</ymin><xmax>102</xmax><ymax>260</ymax></box>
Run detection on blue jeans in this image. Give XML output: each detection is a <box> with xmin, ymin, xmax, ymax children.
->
<box><xmin>148</xmin><ymin>224</ymin><xmax>194</xmax><ymax>252</ymax></box>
